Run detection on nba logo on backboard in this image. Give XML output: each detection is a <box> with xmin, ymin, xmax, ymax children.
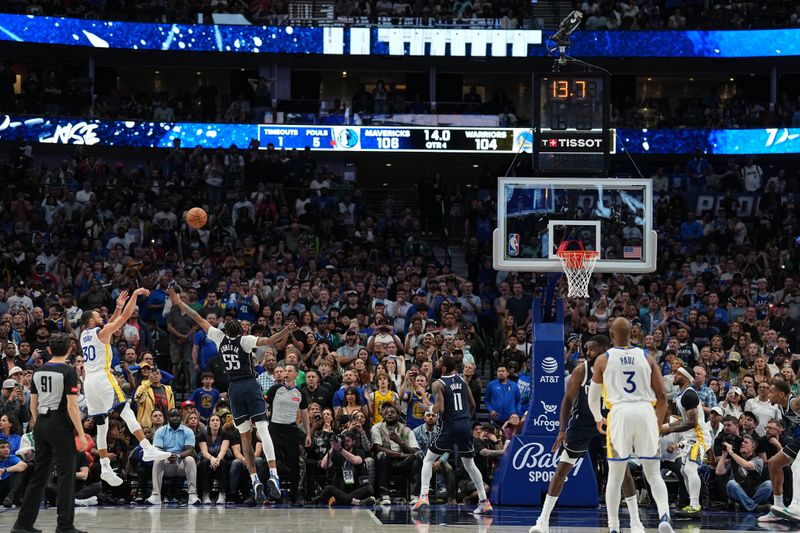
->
<box><xmin>508</xmin><ymin>233</ymin><xmax>520</xmax><ymax>256</ymax></box>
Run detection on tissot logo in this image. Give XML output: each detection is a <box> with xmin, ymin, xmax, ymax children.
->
<box><xmin>541</xmin><ymin>138</ymin><xmax>603</xmax><ymax>148</ymax></box>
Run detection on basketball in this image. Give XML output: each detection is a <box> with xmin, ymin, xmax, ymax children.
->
<box><xmin>185</xmin><ymin>207</ymin><xmax>207</xmax><ymax>229</ymax></box>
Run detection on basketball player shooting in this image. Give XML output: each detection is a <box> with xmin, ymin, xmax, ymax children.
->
<box><xmin>589</xmin><ymin>318</ymin><xmax>674</xmax><ymax>533</ymax></box>
<box><xmin>80</xmin><ymin>288</ymin><xmax>172</xmax><ymax>487</ymax></box>
<box><xmin>168</xmin><ymin>288</ymin><xmax>296</xmax><ymax>503</ymax></box>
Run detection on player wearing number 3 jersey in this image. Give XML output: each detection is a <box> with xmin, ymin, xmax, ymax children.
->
<box><xmin>589</xmin><ymin>318</ymin><xmax>674</xmax><ymax>533</ymax></box>
<box><xmin>169</xmin><ymin>288</ymin><xmax>296</xmax><ymax>504</ymax></box>
<box><xmin>80</xmin><ymin>288</ymin><xmax>172</xmax><ymax>488</ymax></box>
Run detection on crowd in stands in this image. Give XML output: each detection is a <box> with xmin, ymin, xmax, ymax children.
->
<box><xmin>0</xmin><ymin>138</ymin><xmax>800</xmax><ymax>511</ymax></box>
<box><xmin>2</xmin><ymin>0</ymin><xmax>800</xmax><ymax>30</ymax></box>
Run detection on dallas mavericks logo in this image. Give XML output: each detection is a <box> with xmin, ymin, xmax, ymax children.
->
<box><xmin>541</xmin><ymin>357</ymin><xmax>558</xmax><ymax>374</ymax></box>
<box><xmin>333</xmin><ymin>127</ymin><xmax>359</xmax><ymax>149</ymax></box>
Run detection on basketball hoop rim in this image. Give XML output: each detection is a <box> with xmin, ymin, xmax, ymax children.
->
<box><xmin>557</xmin><ymin>249</ymin><xmax>600</xmax><ymax>271</ymax></box>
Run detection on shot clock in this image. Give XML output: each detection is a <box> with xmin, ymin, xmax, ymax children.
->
<box><xmin>533</xmin><ymin>72</ymin><xmax>611</xmax><ymax>175</ymax></box>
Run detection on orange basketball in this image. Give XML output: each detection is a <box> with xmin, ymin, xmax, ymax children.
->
<box><xmin>186</xmin><ymin>207</ymin><xmax>208</xmax><ymax>229</ymax></box>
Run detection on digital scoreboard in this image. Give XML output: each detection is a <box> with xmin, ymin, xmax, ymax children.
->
<box><xmin>257</xmin><ymin>125</ymin><xmax>533</xmax><ymax>153</ymax></box>
<box><xmin>533</xmin><ymin>72</ymin><xmax>611</xmax><ymax>174</ymax></box>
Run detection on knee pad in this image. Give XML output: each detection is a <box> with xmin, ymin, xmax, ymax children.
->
<box><xmin>558</xmin><ymin>451</ymin><xmax>578</xmax><ymax>465</ymax></box>
<box><xmin>236</xmin><ymin>420</ymin><xmax>252</xmax><ymax>433</ymax></box>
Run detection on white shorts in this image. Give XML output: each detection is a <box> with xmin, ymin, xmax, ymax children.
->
<box><xmin>84</xmin><ymin>371</ymin><xmax>127</xmax><ymax>416</ymax></box>
<box><xmin>606</xmin><ymin>401</ymin><xmax>660</xmax><ymax>461</ymax></box>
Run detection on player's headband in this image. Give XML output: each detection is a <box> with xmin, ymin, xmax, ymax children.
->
<box><xmin>677</xmin><ymin>367</ymin><xmax>694</xmax><ymax>381</ymax></box>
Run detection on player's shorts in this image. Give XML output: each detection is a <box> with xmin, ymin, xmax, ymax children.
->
<box><xmin>85</xmin><ymin>371</ymin><xmax>128</xmax><ymax>416</ymax></box>
<box><xmin>563</xmin><ymin>422</ymin><xmax>601</xmax><ymax>459</ymax></box>
<box><xmin>430</xmin><ymin>417</ymin><xmax>473</xmax><ymax>457</ymax></box>
<box><xmin>783</xmin><ymin>438</ymin><xmax>800</xmax><ymax>460</ymax></box>
<box><xmin>228</xmin><ymin>378</ymin><xmax>267</xmax><ymax>426</ymax></box>
<box><xmin>606</xmin><ymin>401</ymin><xmax>660</xmax><ymax>461</ymax></box>
<box><xmin>678</xmin><ymin>435</ymin><xmax>710</xmax><ymax>464</ymax></box>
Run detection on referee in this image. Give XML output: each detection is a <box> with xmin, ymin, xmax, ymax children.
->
<box><xmin>265</xmin><ymin>364</ymin><xmax>311</xmax><ymax>503</ymax></box>
<box><xmin>12</xmin><ymin>332</ymin><xmax>88</xmax><ymax>533</ymax></box>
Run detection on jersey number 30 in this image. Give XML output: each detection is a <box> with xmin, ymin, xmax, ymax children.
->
<box><xmin>222</xmin><ymin>353</ymin><xmax>241</xmax><ymax>371</ymax></box>
<box><xmin>82</xmin><ymin>345</ymin><xmax>97</xmax><ymax>362</ymax></box>
<box><xmin>622</xmin><ymin>371</ymin><xmax>637</xmax><ymax>393</ymax></box>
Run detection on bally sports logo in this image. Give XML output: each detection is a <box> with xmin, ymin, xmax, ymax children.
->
<box><xmin>512</xmin><ymin>442</ymin><xmax>585</xmax><ymax>483</ymax></box>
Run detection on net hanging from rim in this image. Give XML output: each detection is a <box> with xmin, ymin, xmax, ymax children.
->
<box><xmin>557</xmin><ymin>245</ymin><xmax>600</xmax><ymax>299</ymax></box>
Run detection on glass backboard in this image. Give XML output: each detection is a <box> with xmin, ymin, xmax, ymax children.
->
<box><xmin>493</xmin><ymin>177</ymin><xmax>656</xmax><ymax>273</ymax></box>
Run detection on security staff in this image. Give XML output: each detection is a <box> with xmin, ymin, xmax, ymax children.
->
<box><xmin>12</xmin><ymin>332</ymin><xmax>88</xmax><ymax>533</ymax></box>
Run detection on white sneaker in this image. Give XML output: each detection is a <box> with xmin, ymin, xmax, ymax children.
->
<box><xmin>75</xmin><ymin>496</ymin><xmax>97</xmax><ymax>506</ymax></box>
<box><xmin>657</xmin><ymin>519</ymin><xmax>674</xmax><ymax>533</ymax></box>
<box><xmin>380</xmin><ymin>495</ymin><xmax>391</xmax><ymax>505</ymax></box>
<box><xmin>216</xmin><ymin>493</ymin><xmax>226</xmax><ymax>505</ymax></box>
<box><xmin>188</xmin><ymin>494</ymin><xmax>201</xmax><ymax>506</ymax></box>
<box><xmin>202</xmin><ymin>495</ymin><xmax>213</xmax><ymax>505</ymax></box>
<box><xmin>142</xmin><ymin>448</ymin><xmax>173</xmax><ymax>462</ymax></box>
<box><xmin>146</xmin><ymin>494</ymin><xmax>162</xmax><ymax>506</ymax></box>
<box><xmin>529</xmin><ymin>522</ymin><xmax>548</xmax><ymax>533</ymax></box>
<box><xmin>759</xmin><ymin>509</ymin><xmax>784</xmax><ymax>522</ymax></box>
<box><xmin>100</xmin><ymin>466</ymin><xmax>123</xmax><ymax>487</ymax></box>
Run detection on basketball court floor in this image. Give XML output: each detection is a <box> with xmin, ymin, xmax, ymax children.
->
<box><xmin>0</xmin><ymin>504</ymin><xmax>784</xmax><ymax>532</ymax></box>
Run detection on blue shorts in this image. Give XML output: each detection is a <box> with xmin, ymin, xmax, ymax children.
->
<box><xmin>228</xmin><ymin>378</ymin><xmax>267</xmax><ymax>426</ymax></box>
<box><xmin>430</xmin><ymin>417</ymin><xmax>474</xmax><ymax>457</ymax></box>
<box><xmin>563</xmin><ymin>423</ymin><xmax>600</xmax><ymax>459</ymax></box>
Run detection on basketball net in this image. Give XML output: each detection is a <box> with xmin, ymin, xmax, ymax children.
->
<box><xmin>556</xmin><ymin>245</ymin><xmax>600</xmax><ymax>299</ymax></box>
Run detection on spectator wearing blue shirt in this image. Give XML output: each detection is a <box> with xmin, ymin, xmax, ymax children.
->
<box><xmin>192</xmin><ymin>312</ymin><xmax>220</xmax><ymax>381</ymax></box>
<box><xmin>0</xmin><ymin>415</ymin><xmax>21</xmax><ymax>456</ymax></box>
<box><xmin>680</xmin><ymin>211</ymin><xmax>704</xmax><ymax>244</ymax></box>
<box><xmin>332</xmin><ymin>370</ymin><xmax>367</xmax><ymax>408</ymax></box>
<box><xmin>147</xmin><ymin>408</ymin><xmax>199</xmax><ymax>506</ymax></box>
<box><xmin>484</xmin><ymin>366</ymin><xmax>521</xmax><ymax>425</ymax></box>
<box><xmin>0</xmin><ymin>439</ymin><xmax>27</xmax><ymax>506</ymax></box>
<box><xmin>188</xmin><ymin>372</ymin><xmax>221</xmax><ymax>422</ymax></box>
<box><xmin>144</xmin><ymin>277</ymin><xmax>170</xmax><ymax>327</ymax></box>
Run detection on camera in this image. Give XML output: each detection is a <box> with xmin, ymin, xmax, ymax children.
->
<box><xmin>313</xmin><ymin>413</ymin><xmax>323</xmax><ymax>422</ymax></box>
<box><xmin>723</xmin><ymin>434</ymin><xmax>743</xmax><ymax>453</ymax></box>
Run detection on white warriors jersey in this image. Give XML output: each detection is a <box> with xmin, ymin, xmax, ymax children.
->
<box><xmin>80</xmin><ymin>327</ymin><xmax>113</xmax><ymax>376</ymax></box>
<box><xmin>603</xmin><ymin>346</ymin><xmax>656</xmax><ymax>407</ymax></box>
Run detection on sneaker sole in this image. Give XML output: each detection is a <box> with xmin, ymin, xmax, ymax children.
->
<box><xmin>100</xmin><ymin>472</ymin><xmax>124</xmax><ymax>487</ymax></box>
<box><xmin>142</xmin><ymin>451</ymin><xmax>173</xmax><ymax>462</ymax></box>
<box><xmin>473</xmin><ymin>507</ymin><xmax>492</xmax><ymax>515</ymax></box>
<box><xmin>771</xmin><ymin>506</ymin><xmax>800</xmax><ymax>523</ymax></box>
<box><xmin>758</xmin><ymin>513</ymin><xmax>784</xmax><ymax>523</ymax></box>
<box><xmin>254</xmin><ymin>483</ymin><xmax>266</xmax><ymax>505</ymax></box>
<box><xmin>267</xmin><ymin>479</ymin><xmax>281</xmax><ymax>500</ymax></box>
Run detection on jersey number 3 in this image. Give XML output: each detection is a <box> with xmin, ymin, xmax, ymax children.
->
<box><xmin>622</xmin><ymin>371</ymin><xmax>637</xmax><ymax>393</ymax></box>
<box><xmin>222</xmin><ymin>353</ymin><xmax>241</xmax><ymax>371</ymax></box>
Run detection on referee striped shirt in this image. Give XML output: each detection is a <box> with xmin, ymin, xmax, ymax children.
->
<box><xmin>266</xmin><ymin>384</ymin><xmax>307</xmax><ymax>425</ymax></box>
<box><xmin>32</xmin><ymin>362</ymin><xmax>79</xmax><ymax>414</ymax></box>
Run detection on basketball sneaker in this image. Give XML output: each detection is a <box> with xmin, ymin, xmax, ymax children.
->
<box><xmin>674</xmin><ymin>505</ymin><xmax>702</xmax><ymax>518</ymax></box>
<box><xmin>142</xmin><ymin>448</ymin><xmax>173</xmax><ymax>462</ymax></box>
<box><xmin>267</xmin><ymin>474</ymin><xmax>281</xmax><ymax>500</ymax></box>
<box><xmin>529</xmin><ymin>521</ymin><xmax>548</xmax><ymax>533</ymax></box>
<box><xmin>253</xmin><ymin>481</ymin><xmax>267</xmax><ymax>505</ymax></box>
<box><xmin>781</xmin><ymin>505</ymin><xmax>800</xmax><ymax>521</ymax></box>
<box><xmin>412</xmin><ymin>496</ymin><xmax>429</xmax><ymax>512</ymax></box>
<box><xmin>473</xmin><ymin>499</ymin><xmax>493</xmax><ymax>514</ymax></box>
<box><xmin>759</xmin><ymin>509</ymin><xmax>784</xmax><ymax>522</ymax></box>
<box><xmin>657</xmin><ymin>514</ymin><xmax>674</xmax><ymax>533</ymax></box>
<box><xmin>100</xmin><ymin>465</ymin><xmax>123</xmax><ymax>487</ymax></box>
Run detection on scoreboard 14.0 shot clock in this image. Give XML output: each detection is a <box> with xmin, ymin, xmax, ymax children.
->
<box><xmin>533</xmin><ymin>72</ymin><xmax>613</xmax><ymax>175</ymax></box>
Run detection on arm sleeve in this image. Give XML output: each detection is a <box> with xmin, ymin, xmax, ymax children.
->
<box><xmin>588</xmin><ymin>381</ymin><xmax>604</xmax><ymax>422</ymax></box>
<box><xmin>206</xmin><ymin>327</ymin><xmax>224</xmax><ymax>347</ymax></box>
<box><xmin>680</xmin><ymin>389</ymin><xmax>700</xmax><ymax>410</ymax></box>
<box><xmin>241</xmin><ymin>335</ymin><xmax>258</xmax><ymax>353</ymax></box>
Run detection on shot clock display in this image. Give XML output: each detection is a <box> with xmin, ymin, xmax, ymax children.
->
<box><xmin>534</xmin><ymin>72</ymin><xmax>610</xmax><ymax>174</ymax></box>
<box><xmin>539</xmin><ymin>75</ymin><xmax>604</xmax><ymax>131</ymax></box>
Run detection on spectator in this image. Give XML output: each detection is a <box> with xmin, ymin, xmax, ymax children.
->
<box><xmin>134</xmin><ymin>367</ymin><xmax>175</xmax><ymax>429</ymax></box>
<box><xmin>716</xmin><ymin>435</ymin><xmax>772</xmax><ymax>511</ymax></box>
<box><xmin>188</xmin><ymin>372</ymin><xmax>221</xmax><ymax>423</ymax></box>
<box><xmin>318</xmin><ymin>431</ymin><xmax>375</xmax><ymax>506</ymax></box>
<box><xmin>413</xmin><ymin>411</ymin><xmax>456</xmax><ymax>504</ymax></box>
<box><xmin>0</xmin><ymin>439</ymin><xmax>27</xmax><ymax>506</ymax></box>
<box><xmin>197</xmin><ymin>413</ymin><xmax>231</xmax><ymax>505</ymax></box>
<box><xmin>147</xmin><ymin>408</ymin><xmax>199</xmax><ymax>506</ymax></box>
<box><xmin>371</xmin><ymin>404</ymin><xmax>421</xmax><ymax>505</ymax></box>
<box><xmin>484</xmin><ymin>366</ymin><xmax>521</xmax><ymax>425</ymax></box>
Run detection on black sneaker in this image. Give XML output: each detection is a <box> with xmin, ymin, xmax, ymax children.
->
<box><xmin>3</xmin><ymin>497</ymin><xmax>13</xmax><ymax>508</ymax></box>
<box><xmin>10</xmin><ymin>526</ymin><xmax>42</xmax><ymax>533</ymax></box>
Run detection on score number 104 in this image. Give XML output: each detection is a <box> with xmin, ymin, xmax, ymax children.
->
<box><xmin>423</xmin><ymin>129</ymin><xmax>499</xmax><ymax>150</ymax></box>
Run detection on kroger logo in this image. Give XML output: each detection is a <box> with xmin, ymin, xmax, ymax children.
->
<box><xmin>541</xmin><ymin>357</ymin><xmax>558</xmax><ymax>374</ymax></box>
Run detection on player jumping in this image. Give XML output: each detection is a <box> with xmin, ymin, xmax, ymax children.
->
<box><xmin>589</xmin><ymin>318</ymin><xmax>674</xmax><ymax>533</ymax></box>
<box><xmin>80</xmin><ymin>288</ymin><xmax>171</xmax><ymax>487</ymax></box>
<box><xmin>413</xmin><ymin>355</ymin><xmax>492</xmax><ymax>514</ymax></box>
<box><xmin>168</xmin><ymin>288</ymin><xmax>295</xmax><ymax>504</ymax></box>
<box><xmin>530</xmin><ymin>335</ymin><xmax>645</xmax><ymax>533</ymax></box>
